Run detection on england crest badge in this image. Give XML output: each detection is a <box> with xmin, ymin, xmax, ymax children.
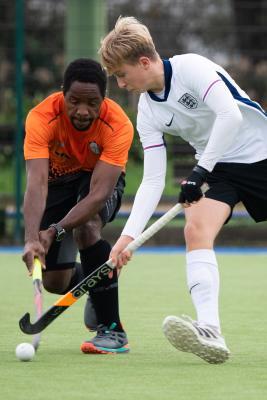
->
<box><xmin>178</xmin><ymin>93</ymin><xmax>198</xmax><ymax>109</ymax></box>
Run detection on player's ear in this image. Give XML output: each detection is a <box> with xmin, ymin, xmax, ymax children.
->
<box><xmin>139</xmin><ymin>56</ymin><xmax>151</xmax><ymax>69</ymax></box>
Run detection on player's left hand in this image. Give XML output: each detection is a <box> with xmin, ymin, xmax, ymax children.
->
<box><xmin>22</xmin><ymin>240</ymin><xmax>46</xmax><ymax>275</ymax></box>
<box><xmin>179</xmin><ymin>165</ymin><xmax>208</xmax><ymax>204</ymax></box>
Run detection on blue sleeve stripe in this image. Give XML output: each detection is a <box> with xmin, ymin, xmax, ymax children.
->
<box><xmin>217</xmin><ymin>71</ymin><xmax>267</xmax><ymax>117</ymax></box>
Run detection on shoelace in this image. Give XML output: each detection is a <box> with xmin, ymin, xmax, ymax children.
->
<box><xmin>96</xmin><ymin>322</ymin><xmax>117</xmax><ymax>337</ymax></box>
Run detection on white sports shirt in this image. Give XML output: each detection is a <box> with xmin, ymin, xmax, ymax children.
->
<box><xmin>122</xmin><ymin>53</ymin><xmax>267</xmax><ymax>239</ymax></box>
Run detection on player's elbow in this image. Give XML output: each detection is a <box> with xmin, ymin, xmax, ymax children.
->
<box><xmin>142</xmin><ymin>174</ymin><xmax>166</xmax><ymax>193</ymax></box>
<box><xmin>231</xmin><ymin>107</ymin><xmax>243</xmax><ymax>129</ymax></box>
<box><xmin>218</xmin><ymin>106</ymin><xmax>243</xmax><ymax>129</ymax></box>
<box><xmin>89</xmin><ymin>193</ymin><xmax>109</xmax><ymax>211</ymax></box>
<box><xmin>157</xmin><ymin>176</ymin><xmax>166</xmax><ymax>193</ymax></box>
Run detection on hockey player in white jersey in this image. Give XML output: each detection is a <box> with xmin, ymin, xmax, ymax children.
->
<box><xmin>99</xmin><ymin>16</ymin><xmax>267</xmax><ymax>364</ymax></box>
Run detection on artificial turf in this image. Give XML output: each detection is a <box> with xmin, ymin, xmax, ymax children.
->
<box><xmin>0</xmin><ymin>252</ymin><xmax>267</xmax><ymax>400</ymax></box>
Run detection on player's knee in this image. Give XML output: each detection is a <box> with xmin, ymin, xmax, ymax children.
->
<box><xmin>74</xmin><ymin>221</ymin><xmax>101</xmax><ymax>248</ymax></box>
<box><xmin>43</xmin><ymin>281</ymin><xmax>65</xmax><ymax>294</ymax></box>
<box><xmin>42</xmin><ymin>274</ymin><xmax>69</xmax><ymax>294</ymax></box>
<box><xmin>184</xmin><ymin>220</ymin><xmax>209</xmax><ymax>246</ymax></box>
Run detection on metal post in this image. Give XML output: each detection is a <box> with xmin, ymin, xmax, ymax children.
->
<box><xmin>65</xmin><ymin>0</ymin><xmax>107</xmax><ymax>64</ymax></box>
<box><xmin>15</xmin><ymin>0</ymin><xmax>24</xmax><ymax>243</ymax></box>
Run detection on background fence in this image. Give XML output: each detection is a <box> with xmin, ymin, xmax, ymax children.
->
<box><xmin>0</xmin><ymin>0</ymin><xmax>267</xmax><ymax>243</ymax></box>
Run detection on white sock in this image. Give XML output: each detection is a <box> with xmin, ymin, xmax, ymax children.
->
<box><xmin>186</xmin><ymin>249</ymin><xmax>221</xmax><ymax>332</ymax></box>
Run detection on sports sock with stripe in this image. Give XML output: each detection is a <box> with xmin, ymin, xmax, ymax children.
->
<box><xmin>186</xmin><ymin>249</ymin><xmax>221</xmax><ymax>332</ymax></box>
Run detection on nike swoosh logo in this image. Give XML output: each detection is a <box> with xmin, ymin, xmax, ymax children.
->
<box><xmin>189</xmin><ymin>283</ymin><xmax>200</xmax><ymax>294</ymax></box>
<box><xmin>165</xmin><ymin>114</ymin><xmax>174</xmax><ymax>127</ymax></box>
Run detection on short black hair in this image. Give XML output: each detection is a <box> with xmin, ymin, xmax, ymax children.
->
<box><xmin>62</xmin><ymin>58</ymin><xmax>107</xmax><ymax>98</ymax></box>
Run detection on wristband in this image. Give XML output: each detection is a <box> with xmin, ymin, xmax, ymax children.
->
<box><xmin>192</xmin><ymin>165</ymin><xmax>209</xmax><ymax>179</ymax></box>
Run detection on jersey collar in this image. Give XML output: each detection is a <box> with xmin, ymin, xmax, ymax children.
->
<box><xmin>147</xmin><ymin>59</ymin><xmax>172</xmax><ymax>102</ymax></box>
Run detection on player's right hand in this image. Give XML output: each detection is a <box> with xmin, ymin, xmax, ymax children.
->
<box><xmin>22</xmin><ymin>240</ymin><xmax>46</xmax><ymax>276</ymax></box>
<box><xmin>39</xmin><ymin>227</ymin><xmax>56</xmax><ymax>254</ymax></box>
<box><xmin>109</xmin><ymin>235</ymin><xmax>134</xmax><ymax>276</ymax></box>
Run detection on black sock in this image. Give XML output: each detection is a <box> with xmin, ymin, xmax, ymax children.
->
<box><xmin>60</xmin><ymin>262</ymin><xmax>84</xmax><ymax>294</ymax></box>
<box><xmin>79</xmin><ymin>239</ymin><xmax>123</xmax><ymax>332</ymax></box>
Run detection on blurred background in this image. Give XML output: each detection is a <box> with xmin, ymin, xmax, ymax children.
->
<box><xmin>0</xmin><ymin>0</ymin><xmax>267</xmax><ymax>245</ymax></box>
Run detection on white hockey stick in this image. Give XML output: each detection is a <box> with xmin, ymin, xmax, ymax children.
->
<box><xmin>109</xmin><ymin>202</ymin><xmax>183</xmax><ymax>258</ymax></box>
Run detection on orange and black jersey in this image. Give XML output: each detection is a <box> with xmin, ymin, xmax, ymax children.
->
<box><xmin>24</xmin><ymin>92</ymin><xmax>134</xmax><ymax>180</ymax></box>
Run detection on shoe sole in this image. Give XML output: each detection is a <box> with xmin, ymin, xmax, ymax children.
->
<box><xmin>163</xmin><ymin>316</ymin><xmax>230</xmax><ymax>364</ymax></box>
<box><xmin>81</xmin><ymin>342</ymin><xmax>130</xmax><ymax>354</ymax></box>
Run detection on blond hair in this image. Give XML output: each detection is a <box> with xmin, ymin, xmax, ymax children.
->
<box><xmin>99</xmin><ymin>16</ymin><xmax>158</xmax><ymax>74</ymax></box>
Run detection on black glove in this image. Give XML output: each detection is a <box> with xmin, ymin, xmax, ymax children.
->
<box><xmin>178</xmin><ymin>165</ymin><xmax>208</xmax><ymax>204</ymax></box>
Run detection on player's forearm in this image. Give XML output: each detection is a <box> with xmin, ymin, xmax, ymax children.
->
<box><xmin>198</xmin><ymin>110</ymin><xmax>242</xmax><ymax>172</ymax></box>
<box><xmin>122</xmin><ymin>182</ymin><xmax>164</xmax><ymax>239</ymax></box>
<box><xmin>24</xmin><ymin>185</ymin><xmax>47</xmax><ymax>242</ymax></box>
<box><xmin>57</xmin><ymin>161</ymin><xmax>121</xmax><ymax>231</ymax></box>
<box><xmin>122</xmin><ymin>148</ymin><xmax>166</xmax><ymax>238</ymax></box>
<box><xmin>57</xmin><ymin>193</ymin><xmax>106</xmax><ymax>231</ymax></box>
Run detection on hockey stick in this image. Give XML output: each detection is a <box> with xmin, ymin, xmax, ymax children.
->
<box><xmin>31</xmin><ymin>258</ymin><xmax>43</xmax><ymax>350</ymax></box>
<box><xmin>19</xmin><ymin>202</ymin><xmax>184</xmax><ymax>335</ymax></box>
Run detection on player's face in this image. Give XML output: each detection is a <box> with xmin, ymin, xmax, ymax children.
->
<box><xmin>64</xmin><ymin>81</ymin><xmax>103</xmax><ymax>131</ymax></box>
<box><xmin>113</xmin><ymin>59</ymin><xmax>154</xmax><ymax>93</ymax></box>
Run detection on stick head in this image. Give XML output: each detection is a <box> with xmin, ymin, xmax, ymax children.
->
<box><xmin>19</xmin><ymin>313</ymin><xmax>33</xmax><ymax>334</ymax></box>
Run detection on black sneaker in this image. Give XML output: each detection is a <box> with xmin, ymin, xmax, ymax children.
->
<box><xmin>81</xmin><ymin>323</ymin><xmax>129</xmax><ymax>354</ymax></box>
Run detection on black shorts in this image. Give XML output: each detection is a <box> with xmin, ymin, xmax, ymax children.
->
<box><xmin>205</xmin><ymin>159</ymin><xmax>267</xmax><ymax>223</ymax></box>
<box><xmin>40</xmin><ymin>171</ymin><xmax>125</xmax><ymax>270</ymax></box>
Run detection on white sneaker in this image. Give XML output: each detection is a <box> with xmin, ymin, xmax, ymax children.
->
<box><xmin>162</xmin><ymin>315</ymin><xmax>230</xmax><ymax>364</ymax></box>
